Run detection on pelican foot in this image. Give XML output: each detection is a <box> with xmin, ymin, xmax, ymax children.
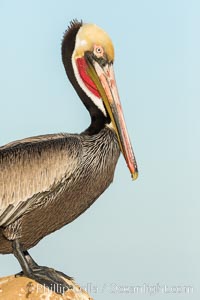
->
<box><xmin>24</xmin><ymin>265</ymin><xmax>73</xmax><ymax>294</ymax></box>
<box><xmin>15</xmin><ymin>267</ymin><xmax>73</xmax><ymax>281</ymax></box>
<box><xmin>12</xmin><ymin>239</ymin><xmax>73</xmax><ymax>294</ymax></box>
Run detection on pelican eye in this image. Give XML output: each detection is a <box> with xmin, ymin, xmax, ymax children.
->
<box><xmin>94</xmin><ymin>45</ymin><xmax>104</xmax><ymax>58</ymax></box>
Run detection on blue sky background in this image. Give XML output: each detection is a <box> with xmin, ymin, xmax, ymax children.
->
<box><xmin>0</xmin><ymin>1</ymin><xmax>199</xmax><ymax>299</ymax></box>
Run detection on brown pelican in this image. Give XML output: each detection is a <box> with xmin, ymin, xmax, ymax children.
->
<box><xmin>0</xmin><ymin>20</ymin><xmax>138</xmax><ymax>293</ymax></box>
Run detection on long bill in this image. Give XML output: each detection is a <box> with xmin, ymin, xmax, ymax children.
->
<box><xmin>86</xmin><ymin>59</ymin><xmax>138</xmax><ymax>180</ymax></box>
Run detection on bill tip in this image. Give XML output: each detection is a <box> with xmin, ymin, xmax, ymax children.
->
<box><xmin>131</xmin><ymin>171</ymin><xmax>138</xmax><ymax>181</ymax></box>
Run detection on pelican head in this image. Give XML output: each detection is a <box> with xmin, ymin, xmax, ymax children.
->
<box><xmin>62</xmin><ymin>20</ymin><xmax>138</xmax><ymax>180</ymax></box>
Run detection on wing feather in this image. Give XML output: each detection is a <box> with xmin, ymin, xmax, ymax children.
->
<box><xmin>0</xmin><ymin>133</ymin><xmax>81</xmax><ymax>226</ymax></box>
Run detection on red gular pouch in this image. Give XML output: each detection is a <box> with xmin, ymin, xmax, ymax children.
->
<box><xmin>76</xmin><ymin>57</ymin><xmax>101</xmax><ymax>98</ymax></box>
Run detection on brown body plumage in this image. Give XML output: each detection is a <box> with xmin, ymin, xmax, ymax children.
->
<box><xmin>0</xmin><ymin>129</ymin><xmax>120</xmax><ymax>253</ymax></box>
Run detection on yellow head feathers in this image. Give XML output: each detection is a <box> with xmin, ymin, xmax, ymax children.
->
<box><xmin>73</xmin><ymin>23</ymin><xmax>114</xmax><ymax>61</ymax></box>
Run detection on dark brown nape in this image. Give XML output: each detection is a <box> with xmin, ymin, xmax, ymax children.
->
<box><xmin>61</xmin><ymin>19</ymin><xmax>110</xmax><ymax>135</ymax></box>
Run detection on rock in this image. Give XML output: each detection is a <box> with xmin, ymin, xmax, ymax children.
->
<box><xmin>0</xmin><ymin>275</ymin><xmax>93</xmax><ymax>300</ymax></box>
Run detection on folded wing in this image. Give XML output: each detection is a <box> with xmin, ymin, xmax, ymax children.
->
<box><xmin>0</xmin><ymin>133</ymin><xmax>81</xmax><ymax>227</ymax></box>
